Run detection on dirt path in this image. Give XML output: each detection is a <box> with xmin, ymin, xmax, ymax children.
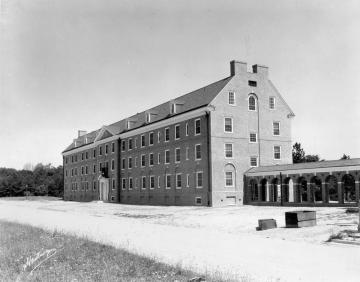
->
<box><xmin>1</xmin><ymin>199</ymin><xmax>359</xmax><ymax>282</ymax></box>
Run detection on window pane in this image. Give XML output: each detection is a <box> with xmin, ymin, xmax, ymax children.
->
<box><xmin>249</xmin><ymin>96</ymin><xmax>256</xmax><ymax>110</ymax></box>
<box><xmin>225</xmin><ymin>171</ymin><xmax>233</xmax><ymax>186</ymax></box>
<box><xmin>250</xmin><ymin>133</ymin><xmax>257</xmax><ymax>142</ymax></box>
<box><xmin>225</xmin><ymin>118</ymin><xmax>232</xmax><ymax>132</ymax></box>
<box><xmin>225</xmin><ymin>144</ymin><xmax>233</xmax><ymax>158</ymax></box>
<box><xmin>273</xmin><ymin>122</ymin><xmax>280</xmax><ymax>135</ymax></box>
<box><xmin>228</xmin><ymin>92</ymin><xmax>235</xmax><ymax>105</ymax></box>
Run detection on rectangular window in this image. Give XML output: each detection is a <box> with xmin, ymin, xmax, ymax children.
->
<box><xmin>128</xmin><ymin>139</ymin><xmax>133</xmax><ymax>150</ymax></box>
<box><xmin>224</xmin><ymin>118</ymin><xmax>233</xmax><ymax>132</ymax></box>
<box><xmin>225</xmin><ymin>171</ymin><xmax>234</xmax><ymax>187</ymax></box>
<box><xmin>149</xmin><ymin>153</ymin><xmax>154</xmax><ymax>166</ymax></box>
<box><xmin>99</xmin><ymin>163</ymin><xmax>102</xmax><ymax>173</ymax></box>
<box><xmin>112</xmin><ymin>179</ymin><xmax>116</xmax><ymax>190</ymax></box>
<box><xmin>195</xmin><ymin>197</ymin><xmax>202</xmax><ymax>205</ymax></box>
<box><xmin>135</xmin><ymin>157</ymin><xmax>138</xmax><ymax>167</ymax></box>
<box><xmin>134</xmin><ymin>138</ymin><xmax>137</xmax><ymax>148</ymax></box>
<box><xmin>195</xmin><ymin>119</ymin><xmax>201</xmax><ymax>135</ymax></box>
<box><xmin>141</xmin><ymin>154</ymin><xmax>146</xmax><ymax>167</ymax></box>
<box><xmin>249</xmin><ymin>133</ymin><xmax>257</xmax><ymax>143</ymax></box>
<box><xmin>85</xmin><ymin>152</ymin><xmax>88</xmax><ymax>159</ymax></box>
<box><xmin>274</xmin><ymin>146</ymin><xmax>281</xmax><ymax>160</ymax></box>
<box><xmin>112</xmin><ymin>142</ymin><xmax>115</xmax><ymax>153</ymax></box>
<box><xmin>85</xmin><ymin>166</ymin><xmax>88</xmax><ymax>175</ymax></box>
<box><xmin>269</xmin><ymin>97</ymin><xmax>275</xmax><ymax>109</ymax></box>
<box><xmin>186</xmin><ymin>147</ymin><xmax>189</xmax><ymax>160</ymax></box>
<box><xmin>158</xmin><ymin>176</ymin><xmax>161</xmax><ymax>188</ymax></box>
<box><xmin>158</xmin><ymin>153</ymin><xmax>161</xmax><ymax>164</ymax></box>
<box><xmin>165</xmin><ymin>128</ymin><xmax>170</xmax><ymax>142</ymax></box>
<box><xmin>150</xmin><ymin>176</ymin><xmax>155</xmax><ymax>189</ymax></box>
<box><xmin>195</xmin><ymin>144</ymin><xmax>201</xmax><ymax>160</ymax></box>
<box><xmin>122</xmin><ymin>158</ymin><xmax>125</xmax><ymax>170</ymax></box>
<box><xmin>250</xmin><ymin>156</ymin><xmax>258</xmax><ymax>167</ymax></box>
<box><xmin>175</xmin><ymin>125</ymin><xmax>180</xmax><ymax>139</ymax></box>
<box><xmin>128</xmin><ymin>157</ymin><xmax>132</xmax><ymax>169</ymax></box>
<box><xmin>122</xmin><ymin>178</ymin><xmax>126</xmax><ymax>190</ymax></box>
<box><xmin>81</xmin><ymin>166</ymin><xmax>84</xmax><ymax>175</ymax></box>
<box><xmin>196</xmin><ymin>171</ymin><xmax>203</xmax><ymax>188</ymax></box>
<box><xmin>166</xmin><ymin>174</ymin><xmax>171</xmax><ymax>189</ymax></box>
<box><xmin>93</xmin><ymin>149</ymin><xmax>96</xmax><ymax>158</ymax></box>
<box><xmin>121</xmin><ymin>140</ymin><xmax>126</xmax><ymax>151</ymax></box>
<box><xmin>93</xmin><ymin>164</ymin><xmax>96</xmax><ymax>173</ymax></box>
<box><xmin>273</xmin><ymin>122</ymin><xmax>280</xmax><ymax>136</ymax></box>
<box><xmin>99</xmin><ymin>146</ymin><xmax>102</xmax><ymax>156</ymax></box>
<box><xmin>82</xmin><ymin>153</ymin><xmax>84</xmax><ymax>161</ymax></box>
<box><xmin>186</xmin><ymin>123</ymin><xmax>189</xmax><ymax>136</ymax></box>
<box><xmin>175</xmin><ymin>148</ymin><xmax>181</xmax><ymax>163</ymax></box>
<box><xmin>225</xmin><ymin>143</ymin><xmax>233</xmax><ymax>158</ymax></box>
<box><xmin>142</xmin><ymin>176</ymin><xmax>146</xmax><ymax>189</ymax></box>
<box><xmin>129</xmin><ymin>177</ymin><xmax>133</xmax><ymax>190</ymax></box>
<box><xmin>186</xmin><ymin>174</ymin><xmax>190</xmax><ymax>187</ymax></box>
<box><xmin>111</xmin><ymin>159</ymin><xmax>115</xmax><ymax>170</ymax></box>
<box><xmin>176</xmin><ymin>174</ymin><xmax>182</xmax><ymax>189</ymax></box>
<box><xmin>157</xmin><ymin>131</ymin><xmax>161</xmax><ymax>143</ymax></box>
<box><xmin>105</xmin><ymin>144</ymin><xmax>108</xmax><ymax>155</ymax></box>
<box><xmin>149</xmin><ymin>132</ymin><xmax>154</xmax><ymax>145</ymax></box>
<box><xmin>228</xmin><ymin>91</ymin><xmax>235</xmax><ymax>105</ymax></box>
<box><xmin>248</xmin><ymin>80</ymin><xmax>257</xmax><ymax>87</ymax></box>
<box><xmin>93</xmin><ymin>181</ymin><xmax>96</xmax><ymax>191</ymax></box>
<box><xmin>165</xmin><ymin>150</ymin><xmax>170</xmax><ymax>164</ymax></box>
<box><xmin>141</xmin><ymin>135</ymin><xmax>145</xmax><ymax>147</ymax></box>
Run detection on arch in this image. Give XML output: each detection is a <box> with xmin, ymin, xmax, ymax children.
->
<box><xmin>250</xmin><ymin>179</ymin><xmax>259</xmax><ymax>201</ymax></box>
<box><xmin>260</xmin><ymin>178</ymin><xmax>267</xmax><ymax>202</ymax></box>
<box><xmin>342</xmin><ymin>174</ymin><xmax>356</xmax><ymax>203</ymax></box>
<box><xmin>297</xmin><ymin>177</ymin><xmax>308</xmax><ymax>203</ymax></box>
<box><xmin>325</xmin><ymin>175</ymin><xmax>338</xmax><ymax>203</ymax></box>
<box><xmin>310</xmin><ymin>176</ymin><xmax>322</xmax><ymax>203</ymax></box>
<box><xmin>270</xmin><ymin>178</ymin><xmax>278</xmax><ymax>202</ymax></box>
<box><xmin>248</xmin><ymin>94</ymin><xmax>257</xmax><ymax>111</ymax></box>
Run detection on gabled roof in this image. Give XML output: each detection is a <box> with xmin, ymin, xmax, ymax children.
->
<box><xmin>246</xmin><ymin>158</ymin><xmax>360</xmax><ymax>175</ymax></box>
<box><xmin>63</xmin><ymin>76</ymin><xmax>232</xmax><ymax>153</ymax></box>
<box><xmin>268</xmin><ymin>80</ymin><xmax>295</xmax><ymax>117</ymax></box>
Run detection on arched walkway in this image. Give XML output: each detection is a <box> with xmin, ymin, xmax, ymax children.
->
<box><xmin>342</xmin><ymin>174</ymin><xmax>356</xmax><ymax>203</ymax></box>
<box><xmin>326</xmin><ymin>175</ymin><xmax>338</xmax><ymax>203</ymax></box>
<box><xmin>297</xmin><ymin>177</ymin><xmax>307</xmax><ymax>203</ymax></box>
<box><xmin>310</xmin><ymin>176</ymin><xmax>322</xmax><ymax>203</ymax></box>
<box><xmin>260</xmin><ymin>179</ymin><xmax>267</xmax><ymax>202</ymax></box>
<box><xmin>250</xmin><ymin>179</ymin><xmax>258</xmax><ymax>201</ymax></box>
<box><xmin>270</xmin><ymin>178</ymin><xmax>278</xmax><ymax>202</ymax></box>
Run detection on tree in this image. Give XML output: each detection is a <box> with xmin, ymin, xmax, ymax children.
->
<box><xmin>304</xmin><ymin>155</ymin><xmax>320</xmax><ymax>162</ymax></box>
<box><xmin>340</xmin><ymin>154</ymin><xmax>350</xmax><ymax>160</ymax></box>
<box><xmin>292</xmin><ymin>142</ymin><xmax>305</xmax><ymax>163</ymax></box>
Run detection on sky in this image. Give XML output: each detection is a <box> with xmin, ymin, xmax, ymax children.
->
<box><xmin>1</xmin><ymin>0</ymin><xmax>359</xmax><ymax>169</ymax></box>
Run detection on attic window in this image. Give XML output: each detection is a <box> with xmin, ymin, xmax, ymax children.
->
<box><xmin>84</xmin><ymin>137</ymin><xmax>88</xmax><ymax>144</ymax></box>
<box><xmin>171</xmin><ymin>103</ymin><xmax>176</xmax><ymax>114</ymax></box>
<box><xmin>146</xmin><ymin>113</ymin><xmax>151</xmax><ymax>123</ymax></box>
<box><xmin>248</xmin><ymin>80</ymin><xmax>257</xmax><ymax>87</ymax></box>
<box><xmin>127</xmin><ymin>121</ymin><xmax>131</xmax><ymax>130</ymax></box>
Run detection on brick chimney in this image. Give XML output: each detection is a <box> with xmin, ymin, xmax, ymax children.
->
<box><xmin>230</xmin><ymin>60</ymin><xmax>247</xmax><ymax>76</ymax></box>
<box><xmin>252</xmin><ymin>64</ymin><xmax>269</xmax><ymax>77</ymax></box>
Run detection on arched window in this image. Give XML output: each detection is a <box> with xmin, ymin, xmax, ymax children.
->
<box><xmin>224</xmin><ymin>164</ymin><xmax>236</xmax><ymax>190</ymax></box>
<box><xmin>248</xmin><ymin>95</ymin><xmax>257</xmax><ymax>111</ymax></box>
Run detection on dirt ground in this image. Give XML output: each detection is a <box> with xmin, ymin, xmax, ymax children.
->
<box><xmin>1</xmin><ymin>197</ymin><xmax>359</xmax><ymax>281</ymax></box>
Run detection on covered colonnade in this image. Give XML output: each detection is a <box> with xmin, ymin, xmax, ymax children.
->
<box><xmin>244</xmin><ymin>159</ymin><xmax>360</xmax><ymax>206</ymax></box>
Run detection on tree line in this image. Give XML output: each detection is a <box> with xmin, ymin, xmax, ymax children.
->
<box><xmin>0</xmin><ymin>163</ymin><xmax>63</xmax><ymax>198</ymax></box>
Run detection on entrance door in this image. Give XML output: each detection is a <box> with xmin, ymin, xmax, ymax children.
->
<box><xmin>99</xmin><ymin>179</ymin><xmax>109</xmax><ymax>202</ymax></box>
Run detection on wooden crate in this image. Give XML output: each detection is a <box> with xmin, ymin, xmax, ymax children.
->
<box><xmin>285</xmin><ymin>211</ymin><xmax>316</xmax><ymax>228</ymax></box>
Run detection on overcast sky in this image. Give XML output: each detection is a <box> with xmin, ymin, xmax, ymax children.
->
<box><xmin>1</xmin><ymin>0</ymin><xmax>359</xmax><ymax>169</ymax></box>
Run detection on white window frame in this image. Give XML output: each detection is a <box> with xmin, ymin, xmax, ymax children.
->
<box><xmin>112</xmin><ymin>179</ymin><xmax>116</xmax><ymax>190</ymax></box>
<box><xmin>175</xmin><ymin>147</ymin><xmax>181</xmax><ymax>163</ymax></box>
<box><xmin>269</xmin><ymin>96</ymin><xmax>276</xmax><ymax>109</ymax></box>
<box><xmin>224</xmin><ymin>143</ymin><xmax>233</xmax><ymax>159</ymax></box>
<box><xmin>176</xmin><ymin>173</ymin><xmax>182</xmax><ymax>189</ymax></box>
<box><xmin>194</xmin><ymin>119</ymin><xmax>201</xmax><ymax>135</ymax></box>
<box><xmin>250</xmin><ymin>156</ymin><xmax>258</xmax><ymax>167</ymax></box>
<box><xmin>274</xmin><ymin>146</ymin><xmax>281</xmax><ymax>160</ymax></box>
<box><xmin>141</xmin><ymin>154</ymin><xmax>146</xmax><ymax>167</ymax></box>
<box><xmin>149</xmin><ymin>175</ymin><xmax>155</xmax><ymax>190</ymax></box>
<box><xmin>122</xmin><ymin>178</ymin><xmax>126</xmax><ymax>190</ymax></box>
<box><xmin>158</xmin><ymin>176</ymin><xmax>161</xmax><ymax>188</ymax></box>
<box><xmin>248</xmin><ymin>95</ymin><xmax>257</xmax><ymax>111</ymax></box>
<box><xmin>149</xmin><ymin>132</ymin><xmax>154</xmax><ymax>146</ymax></box>
<box><xmin>157</xmin><ymin>131</ymin><xmax>161</xmax><ymax>143</ymax></box>
<box><xmin>225</xmin><ymin>171</ymin><xmax>234</xmax><ymax>187</ymax></box>
<box><xmin>141</xmin><ymin>134</ymin><xmax>146</xmax><ymax>147</ymax></box>
<box><xmin>186</xmin><ymin>174</ymin><xmax>190</xmax><ymax>187</ymax></box>
<box><xmin>129</xmin><ymin>177</ymin><xmax>133</xmax><ymax>190</ymax></box>
<box><xmin>165</xmin><ymin>150</ymin><xmax>170</xmax><ymax>164</ymax></box>
<box><xmin>128</xmin><ymin>157</ymin><xmax>132</xmax><ymax>169</ymax></box>
<box><xmin>196</xmin><ymin>171</ymin><xmax>203</xmax><ymax>188</ymax></box>
<box><xmin>128</xmin><ymin>138</ymin><xmax>132</xmax><ymax>150</ymax></box>
<box><xmin>249</xmin><ymin>132</ymin><xmax>257</xmax><ymax>143</ymax></box>
<box><xmin>273</xmin><ymin>122</ymin><xmax>280</xmax><ymax>136</ymax></box>
<box><xmin>111</xmin><ymin>159</ymin><xmax>115</xmax><ymax>171</ymax></box>
<box><xmin>175</xmin><ymin>124</ymin><xmax>180</xmax><ymax>140</ymax></box>
<box><xmin>121</xmin><ymin>140</ymin><xmax>126</xmax><ymax>152</ymax></box>
<box><xmin>141</xmin><ymin>176</ymin><xmax>146</xmax><ymax>190</ymax></box>
<box><xmin>149</xmin><ymin>153</ymin><xmax>154</xmax><ymax>166</ymax></box>
<box><xmin>166</xmin><ymin>174</ymin><xmax>171</xmax><ymax>189</ymax></box>
<box><xmin>164</xmin><ymin>127</ymin><xmax>170</xmax><ymax>142</ymax></box>
<box><xmin>186</xmin><ymin>122</ymin><xmax>189</xmax><ymax>136</ymax></box>
<box><xmin>224</xmin><ymin>117</ymin><xmax>233</xmax><ymax>133</ymax></box>
<box><xmin>195</xmin><ymin>144</ymin><xmax>201</xmax><ymax>160</ymax></box>
<box><xmin>228</xmin><ymin>91</ymin><xmax>236</xmax><ymax>105</ymax></box>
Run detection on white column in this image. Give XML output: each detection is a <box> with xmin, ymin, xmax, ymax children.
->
<box><xmin>288</xmin><ymin>179</ymin><xmax>294</xmax><ymax>202</ymax></box>
<box><xmin>266</xmin><ymin>183</ymin><xmax>270</xmax><ymax>202</ymax></box>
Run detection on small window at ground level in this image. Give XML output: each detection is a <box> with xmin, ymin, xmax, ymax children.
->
<box><xmin>111</xmin><ymin>196</ymin><xmax>115</xmax><ymax>201</ymax></box>
<box><xmin>195</xmin><ymin>197</ymin><xmax>202</xmax><ymax>205</ymax></box>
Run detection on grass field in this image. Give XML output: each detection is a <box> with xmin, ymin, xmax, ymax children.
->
<box><xmin>0</xmin><ymin>220</ymin><xmax>226</xmax><ymax>282</ymax></box>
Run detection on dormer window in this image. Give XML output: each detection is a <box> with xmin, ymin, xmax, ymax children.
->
<box><xmin>146</xmin><ymin>113</ymin><xmax>151</xmax><ymax>123</ymax></box>
<box><xmin>171</xmin><ymin>103</ymin><xmax>176</xmax><ymax>114</ymax></box>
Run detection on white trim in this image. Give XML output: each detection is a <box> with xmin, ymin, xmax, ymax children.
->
<box><xmin>249</xmin><ymin>132</ymin><xmax>257</xmax><ymax>143</ymax></box>
<box><xmin>194</xmin><ymin>118</ymin><xmax>201</xmax><ymax>136</ymax></box>
<box><xmin>62</xmin><ymin>107</ymin><xmax>209</xmax><ymax>156</ymax></box>
<box><xmin>273</xmin><ymin>121</ymin><xmax>280</xmax><ymax>136</ymax></box>
<box><xmin>157</xmin><ymin>131</ymin><xmax>161</xmax><ymax>143</ymax></box>
<box><xmin>196</xmin><ymin>171</ymin><xmax>203</xmax><ymax>188</ymax></box>
<box><xmin>176</xmin><ymin>173</ymin><xmax>182</xmax><ymax>189</ymax></box>
<box><xmin>175</xmin><ymin>147</ymin><xmax>181</xmax><ymax>163</ymax></box>
<box><xmin>195</xmin><ymin>144</ymin><xmax>202</xmax><ymax>160</ymax></box>
<box><xmin>224</xmin><ymin>143</ymin><xmax>233</xmax><ymax>159</ymax></box>
<box><xmin>224</xmin><ymin>117</ymin><xmax>233</xmax><ymax>133</ymax></box>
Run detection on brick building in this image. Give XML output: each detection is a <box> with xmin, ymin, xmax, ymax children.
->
<box><xmin>62</xmin><ymin>60</ymin><xmax>295</xmax><ymax>206</ymax></box>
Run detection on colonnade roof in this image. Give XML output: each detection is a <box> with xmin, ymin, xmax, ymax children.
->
<box><xmin>245</xmin><ymin>158</ymin><xmax>360</xmax><ymax>176</ymax></box>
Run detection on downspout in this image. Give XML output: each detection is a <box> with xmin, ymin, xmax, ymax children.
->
<box><xmin>257</xmin><ymin>98</ymin><xmax>261</xmax><ymax>166</ymax></box>
<box><xmin>118</xmin><ymin>138</ymin><xmax>121</xmax><ymax>203</ymax></box>
<box><xmin>206</xmin><ymin>111</ymin><xmax>212</xmax><ymax>207</ymax></box>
